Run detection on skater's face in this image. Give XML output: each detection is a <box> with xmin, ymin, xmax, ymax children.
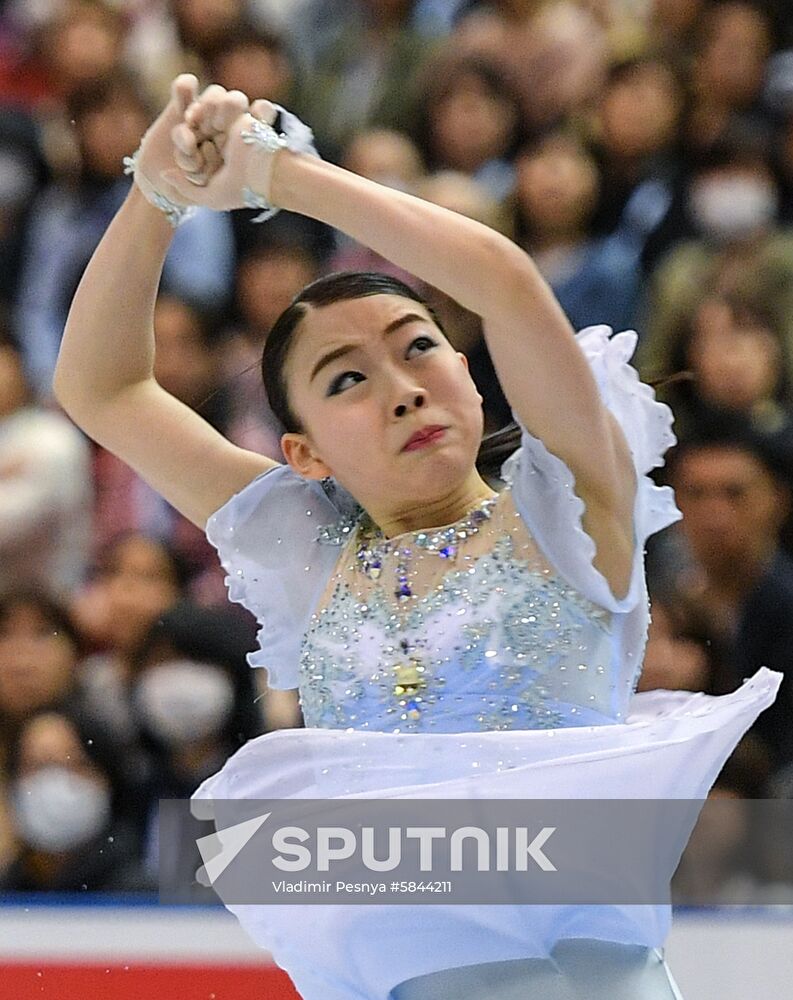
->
<box><xmin>279</xmin><ymin>294</ymin><xmax>484</xmax><ymax>510</ymax></box>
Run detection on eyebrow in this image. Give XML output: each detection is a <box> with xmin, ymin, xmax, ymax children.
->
<box><xmin>309</xmin><ymin>313</ymin><xmax>430</xmax><ymax>383</ymax></box>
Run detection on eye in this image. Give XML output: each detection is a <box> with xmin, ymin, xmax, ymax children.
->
<box><xmin>327</xmin><ymin>370</ymin><xmax>365</xmax><ymax>396</ymax></box>
<box><xmin>407</xmin><ymin>335</ymin><xmax>437</xmax><ymax>357</ymax></box>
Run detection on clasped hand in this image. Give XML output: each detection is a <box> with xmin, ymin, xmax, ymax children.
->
<box><xmin>133</xmin><ymin>74</ymin><xmax>283</xmax><ymax>215</ymax></box>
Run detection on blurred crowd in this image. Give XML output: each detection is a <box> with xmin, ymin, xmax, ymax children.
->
<box><xmin>1</xmin><ymin>0</ymin><xmax>793</xmax><ymax>899</ymax></box>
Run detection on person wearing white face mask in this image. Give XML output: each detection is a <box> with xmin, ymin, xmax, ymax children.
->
<box><xmin>638</xmin><ymin>127</ymin><xmax>793</xmax><ymax>389</ymax></box>
<box><xmin>127</xmin><ymin>602</ymin><xmax>265</xmax><ymax>899</ymax></box>
<box><xmin>128</xmin><ymin>601</ymin><xmax>263</xmax><ymax>784</ymax></box>
<box><xmin>0</xmin><ymin>709</ymin><xmax>153</xmax><ymax>892</ymax></box>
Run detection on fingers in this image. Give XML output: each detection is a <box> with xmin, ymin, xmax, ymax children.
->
<box><xmin>170</xmin><ymin>74</ymin><xmax>199</xmax><ymax>115</ymax></box>
<box><xmin>175</xmin><ymin>85</ymin><xmax>252</xmax><ymax>185</ymax></box>
<box><xmin>184</xmin><ymin>83</ymin><xmax>238</xmax><ymax>142</ymax></box>
<box><xmin>171</xmin><ymin>122</ymin><xmax>206</xmax><ymax>180</ymax></box>
<box><xmin>211</xmin><ymin>89</ymin><xmax>248</xmax><ymax>135</ymax></box>
<box><xmin>161</xmin><ymin>166</ymin><xmax>215</xmax><ymax>207</ymax></box>
<box><xmin>200</xmin><ymin>139</ymin><xmax>222</xmax><ymax>177</ymax></box>
<box><xmin>250</xmin><ymin>99</ymin><xmax>277</xmax><ymax>125</ymax></box>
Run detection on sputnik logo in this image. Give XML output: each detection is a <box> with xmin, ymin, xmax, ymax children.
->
<box><xmin>196</xmin><ymin>812</ymin><xmax>271</xmax><ymax>886</ymax></box>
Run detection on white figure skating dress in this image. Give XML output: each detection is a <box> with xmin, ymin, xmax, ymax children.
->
<box><xmin>194</xmin><ymin>327</ymin><xmax>780</xmax><ymax>1000</ymax></box>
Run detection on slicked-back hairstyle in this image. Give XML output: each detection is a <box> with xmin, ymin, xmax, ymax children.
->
<box><xmin>260</xmin><ymin>269</ymin><xmax>522</xmax><ymax>477</ymax></box>
<box><xmin>260</xmin><ymin>271</ymin><xmax>442</xmax><ymax>434</ymax></box>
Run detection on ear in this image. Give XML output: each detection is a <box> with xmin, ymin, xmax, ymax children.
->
<box><xmin>280</xmin><ymin>432</ymin><xmax>334</xmax><ymax>480</ymax></box>
<box><xmin>457</xmin><ymin>350</ymin><xmax>483</xmax><ymax>404</ymax></box>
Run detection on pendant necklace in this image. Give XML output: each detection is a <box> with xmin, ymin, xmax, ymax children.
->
<box><xmin>354</xmin><ymin>494</ymin><xmax>499</xmax><ymax>721</ymax></box>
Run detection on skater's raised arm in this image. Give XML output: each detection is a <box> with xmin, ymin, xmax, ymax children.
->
<box><xmin>168</xmin><ymin>99</ymin><xmax>636</xmax><ymax>594</ymax></box>
<box><xmin>53</xmin><ymin>78</ymin><xmax>278</xmax><ymax>530</ymax></box>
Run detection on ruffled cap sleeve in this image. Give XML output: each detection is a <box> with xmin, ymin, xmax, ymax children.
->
<box><xmin>501</xmin><ymin>325</ymin><xmax>681</xmax><ymax>614</ymax></box>
<box><xmin>205</xmin><ymin>466</ymin><xmax>360</xmax><ymax>689</ymax></box>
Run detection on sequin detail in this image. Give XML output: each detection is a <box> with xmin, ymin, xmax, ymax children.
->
<box><xmin>299</xmin><ymin>487</ymin><xmax>615</xmax><ymax>734</ymax></box>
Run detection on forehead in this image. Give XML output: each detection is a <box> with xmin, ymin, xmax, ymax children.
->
<box><xmin>288</xmin><ymin>293</ymin><xmax>436</xmax><ymax>371</ymax></box>
<box><xmin>677</xmin><ymin>446</ymin><xmax>770</xmax><ymax>486</ymax></box>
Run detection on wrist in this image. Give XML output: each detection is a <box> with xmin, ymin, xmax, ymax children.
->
<box><xmin>123</xmin><ymin>146</ymin><xmax>197</xmax><ymax>229</ymax></box>
<box><xmin>237</xmin><ymin>106</ymin><xmax>321</xmax><ymax>222</ymax></box>
<box><xmin>268</xmin><ymin>149</ymin><xmax>326</xmax><ymax>216</ymax></box>
<box><xmin>124</xmin><ymin>186</ymin><xmax>179</xmax><ymax>247</ymax></box>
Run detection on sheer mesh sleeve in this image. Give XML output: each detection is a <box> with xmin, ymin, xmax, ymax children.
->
<box><xmin>501</xmin><ymin>325</ymin><xmax>681</xmax><ymax>614</ymax></box>
<box><xmin>204</xmin><ymin>466</ymin><xmax>359</xmax><ymax>689</ymax></box>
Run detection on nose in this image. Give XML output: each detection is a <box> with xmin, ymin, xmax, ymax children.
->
<box><xmin>394</xmin><ymin>392</ymin><xmax>425</xmax><ymax>418</ymax></box>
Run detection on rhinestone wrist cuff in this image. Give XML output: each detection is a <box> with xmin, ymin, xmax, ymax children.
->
<box><xmin>123</xmin><ymin>149</ymin><xmax>197</xmax><ymax>228</ymax></box>
<box><xmin>239</xmin><ymin>106</ymin><xmax>320</xmax><ymax>223</ymax></box>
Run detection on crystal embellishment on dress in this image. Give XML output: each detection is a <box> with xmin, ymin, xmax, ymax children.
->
<box><xmin>299</xmin><ymin>487</ymin><xmax>615</xmax><ymax>734</ymax></box>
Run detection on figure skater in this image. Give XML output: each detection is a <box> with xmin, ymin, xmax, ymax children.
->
<box><xmin>53</xmin><ymin>76</ymin><xmax>781</xmax><ymax>1000</ymax></box>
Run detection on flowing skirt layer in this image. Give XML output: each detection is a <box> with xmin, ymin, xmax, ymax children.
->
<box><xmin>193</xmin><ymin>669</ymin><xmax>780</xmax><ymax>1000</ymax></box>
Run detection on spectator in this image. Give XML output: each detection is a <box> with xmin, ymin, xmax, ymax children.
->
<box><xmin>775</xmin><ymin>108</ymin><xmax>793</xmax><ymax>224</ymax></box>
<box><xmin>647</xmin><ymin>0</ymin><xmax>707</xmax><ymax>72</ymax></box>
<box><xmin>90</xmin><ymin>294</ymin><xmax>237</xmax><ymax>604</ymax></box>
<box><xmin>514</xmin><ymin>129</ymin><xmax>642</xmax><ymax>331</ymax></box>
<box><xmin>343</xmin><ymin>127</ymin><xmax>424</xmax><ymax>192</ymax></box>
<box><xmin>330</xmin><ymin>129</ymin><xmax>426</xmax><ymax>285</ymax></box>
<box><xmin>415</xmin><ymin>170</ymin><xmax>512</xmax><ymax>432</ymax></box>
<box><xmin>0</xmin><ymin>588</ymin><xmax>85</xmax><ymax>744</ymax></box>
<box><xmin>665</xmin><ymin>426</ymin><xmax>793</xmax><ymax>773</ymax></box>
<box><xmin>209</xmin><ymin>21</ymin><xmax>296</xmax><ymax>108</ymax></box>
<box><xmin>34</xmin><ymin>0</ymin><xmax>127</xmax><ymax>107</ymax></box>
<box><xmin>294</xmin><ymin>0</ymin><xmax>438</xmax><ymax>156</ymax></box>
<box><xmin>224</xmin><ymin>241</ymin><xmax>319</xmax><ymax>458</ymax></box>
<box><xmin>0</xmin><ymin>104</ymin><xmax>50</xmax><ymax>307</ymax></box>
<box><xmin>452</xmin><ymin>0</ymin><xmax>609</xmax><ymax>131</ymax></box>
<box><xmin>662</xmin><ymin>291</ymin><xmax>793</xmax><ymax>460</ymax></box>
<box><xmin>14</xmin><ymin>71</ymin><xmax>234</xmax><ymax>399</ymax></box>
<box><xmin>0</xmin><ymin>707</ymin><xmax>151</xmax><ymax>892</ymax></box>
<box><xmin>128</xmin><ymin>601</ymin><xmax>265</xmax><ymax>897</ymax></box>
<box><xmin>683</xmin><ymin>0</ymin><xmax>775</xmax><ymax>156</ymax></box>
<box><xmin>0</xmin><ymin>331</ymin><xmax>92</xmax><ymax>596</ymax></box>
<box><xmin>171</xmin><ymin>0</ymin><xmax>249</xmax><ymax>64</ymax></box>
<box><xmin>70</xmin><ymin>532</ymin><xmax>185</xmax><ymax>742</ymax></box>
<box><xmin>638</xmin><ymin>124</ymin><xmax>793</xmax><ymax>380</ymax></box>
<box><xmin>588</xmin><ymin>56</ymin><xmax>684</xmax><ymax>245</ymax></box>
<box><xmin>131</xmin><ymin>601</ymin><xmax>263</xmax><ymax>790</ymax></box>
<box><xmin>414</xmin><ymin>54</ymin><xmax>524</xmax><ymax>201</ymax></box>
<box><xmin>637</xmin><ymin>595</ymin><xmax>713</xmax><ymax>693</ymax></box>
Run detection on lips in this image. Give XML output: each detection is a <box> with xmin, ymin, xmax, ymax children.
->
<box><xmin>402</xmin><ymin>425</ymin><xmax>447</xmax><ymax>451</ymax></box>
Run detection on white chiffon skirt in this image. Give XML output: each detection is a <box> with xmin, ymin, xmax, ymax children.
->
<box><xmin>193</xmin><ymin>669</ymin><xmax>780</xmax><ymax>1000</ymax></box>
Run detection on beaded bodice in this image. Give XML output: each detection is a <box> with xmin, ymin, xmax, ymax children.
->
<box><xmin>298</xmin><ymin>486</ymin><xmax>618</xmax><ymax>734</ymax></box>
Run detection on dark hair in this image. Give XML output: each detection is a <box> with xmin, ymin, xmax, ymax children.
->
<box><xmin>668</xmin><ymin>287</ymin><xmax>791</xmax><ymax>405</ymax></box>
<box><xmin>4</xmin><ymin>703</ymin><xmax>137</xmax><ymax>816</ymax></box>
<box><xmin>92</xmin><ymin>529</ymin><xmax>192</xmax><ymax>591</ymax></box>
<box><xmin>0</xmin><ymin>585</ymin><xmax>85</xmax><ymax>658</ymax></box>
<box><xmin>666</xmin><ymin>410</ymin><xmax>793</xmax><ymax>487</ymax></box>
<box><xmin>260</xmin><ymin>270</ymin><xmax>522</xmax><ymax>475</ymax></box>
<box><xmin>129</xmin><ymin>600</ymin><xmax>262</xmax><ymax>746</ymax></box>
<box><xmin>414</xmin><ymin>55</ymin><xmax>527</xmax><ymax>171</ymax></box>
<box><xmin>67</xmin><ymin>68</ymin><xmax>153</xmax><ymax>126</ymax></box>
<box><xmin>261</xmin><ymin>271</ymin><xmax>442</xmax><ymax>433</ymax></box>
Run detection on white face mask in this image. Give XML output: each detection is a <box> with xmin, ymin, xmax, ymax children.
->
<box><xmin>134</xmin><ymin>659</ymin><xmax>235</xmax><ymax>745</ymax></box>
<box><xmin>689</xmin><ymin>176</ymin><xmax>778</xmax><ymax>241</ymax></box>
<box><xmin>12</xmin><ymin>766</ymin><xmax>112</xmax><ymax>853</ymax></box>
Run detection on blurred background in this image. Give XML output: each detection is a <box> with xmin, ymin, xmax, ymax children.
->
<box><xmin>1</xmin><ymin>0</ymin><xmax>793</xmax><ymax>996</ymax></box>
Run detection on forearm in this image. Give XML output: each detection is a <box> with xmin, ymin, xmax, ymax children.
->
<box><xmin>270</xmin><ymin>154</ymin><xmax>570</xmax><ymax>331</ymax></box>
<box><xmin>53</xmin><ymin>187</ymin><xmax>174</xmax><ymax>414</ymax></box>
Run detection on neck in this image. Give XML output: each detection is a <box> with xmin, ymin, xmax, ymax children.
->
<box><xmin>372</xmin><ymin>469</ymin><xmax>497</xmax><ymax>538</ymax></box>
